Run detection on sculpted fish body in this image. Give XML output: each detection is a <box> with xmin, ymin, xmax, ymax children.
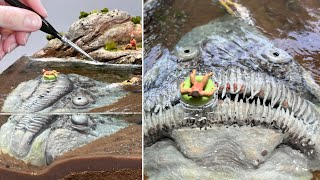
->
<box><xmin>144</xmin><ymin>14</ymin><xmax>320</xmax><ymax>179</ymax></box>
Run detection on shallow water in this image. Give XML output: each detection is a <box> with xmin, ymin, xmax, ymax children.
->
<box><xmin>145</xmin><ymin>0</ymin><xmax>320</xmax><ymax>83</ymax></box>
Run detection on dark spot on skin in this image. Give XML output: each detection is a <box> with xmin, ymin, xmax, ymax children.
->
<box><xmin>5</xmin><ymin>165</ymin><xmax>9</xmax><ymax>168</ymax></box>
<box><xmin>184</xmin><ymin>49</ymin><xmax>190</xmax><ymax>53</ymax></box>
<box><xmin>273</xmin><ymin>52</ymin><xmax>279</xmax><ymax>57</ymax></box>
<box><xmin>261</xmin><ymin>150</ymin><xmax>268</xmax><ymax>156</ymax></box>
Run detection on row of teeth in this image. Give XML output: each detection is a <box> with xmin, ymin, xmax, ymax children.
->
<box><xmin>144</xmin><ymin>83</ymin><xmax>180</xmax><ymax>112</ymax></box>
<box><xmin>18</xmin><ymin>75</ymin><xmax>74</xmax><ymax>113</ymax></box>
<box><xmin>144</xmin><ymin>103</ymin><xmax>184</xmax><ymax>136</ymax></box>
<box><xmin>144</xmin><ymin>97</ymin><xmax>317</xmax><ymax>153</ymax></box>
<box><xmin>215</xmin><ymin>68</ymin><xmax>320</xmax><ymax>126</ymax></box>
<box><xmin>144</xmin><ymin>68</ymin><xmax>320</xmax><ymax>150</ymax></box>
<box><xmin>201</xmin><ymin>98</ymin><xmax>316</xmax><ymax>145</ymax></box>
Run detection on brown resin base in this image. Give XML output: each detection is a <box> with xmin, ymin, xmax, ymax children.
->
<box><xmin>0</xmin><ymin>156</ymin><xmax>141</xmax><ymax>180</ymax></box>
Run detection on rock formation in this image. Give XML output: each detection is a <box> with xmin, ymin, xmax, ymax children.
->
<box><xmin>33</xmin><ymin>9</ymin><xmax>142</xmax><ymax>64</ymax></box>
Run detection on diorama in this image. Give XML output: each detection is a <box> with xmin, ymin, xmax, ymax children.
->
<box><xmin>144</xmin><ymin>0</ymin><xmax>320</xmax><ymax>179</ymax></box>
<box><xmin>0</xmin><ymin>7</ymin><xmax>142</xmax><ymax>179</ymax></box>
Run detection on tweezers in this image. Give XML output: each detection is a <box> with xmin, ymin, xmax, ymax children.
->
<box><xmin>4</xmin><ymin>0</ymin><xmax>98</xmax><ymax>62</ymax></box>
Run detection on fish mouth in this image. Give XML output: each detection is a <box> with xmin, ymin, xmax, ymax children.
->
<box><xmin>144</xmin><ymin>67</ymin><xmax>320</xmax><ymax>157</ymax></box>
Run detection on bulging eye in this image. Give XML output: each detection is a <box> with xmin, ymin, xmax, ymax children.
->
<box><xmin>261</xmin><ymin>47</ymin><xmax>292</xmax><ymax>64</ymax></box>
<box><xmin>71</xmin><ymin>114</ymin><xmax>89</xmax><ymax>126</ymax></box>
<box><xmin>72</xmin><ymin>95</ymin><xmax>90</xmax><ymax>106</ymax></box>
<box><xmin>176</xmin><ymin>46</ymin><xmax>199</xmax><ymax>61</ymax></box>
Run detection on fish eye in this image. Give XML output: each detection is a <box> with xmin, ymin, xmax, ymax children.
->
<box><xmin>71</xmin><ymin>114</ymin><xmax>89</xmax><ymax>126</ymax></box>
<box><xmin>176</xmin><ymin>46</ymin><xmax>199</xmax><ymax>61</ymax></box>
<box><xmin>72</xmin><ymin>95</ymin><xmax>90</xmax><ymax>107</ymax></box>
<box><xmin>261</xmin><ymin>47</ymin><xmax>292</xmax><ymax>64</ymax></box>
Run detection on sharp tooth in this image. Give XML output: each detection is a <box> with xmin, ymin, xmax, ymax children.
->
<box><xmin>238</xmin><ymin>99</ymin><xmax>244</xmax><ymax>124</ymax></box>
<box><xmin>245</xmin><ymin>98</ymin><xmax>250</xmax><ymax>120</ymax></box>
<box><xmin>297</xmin><ymin>121</ymin><xmax>308</xmax><ymax>139</ymax></box>
<box><xmin>229</xmin><ymin>69</ymin><xmax>235</xmax><ymax>94</ymax></box>
<box><xmin>252</xmin><ymin>73</ymin><xmax>262</xmax><ymax>98</ymax></box>
<box><xmin>296</xmin><ymin>99</ymin><xmax>308</xmax><ymax>117</ymax></box>
<box><xmin>243</xmin><ymin>84</ymin><xmax>248</xmax><ymax>97</ymax></box>
<box><xmin>278</xmin><ymin>83</ymin><xmax>287</xmax><ymax>108</ymax></box>
<box><xmin>242</xmin><ymin>71</ymin><xmax>248</xmax><ymax>96</ymax></box>
<box><xmin>292</xmin><ymin>92</ymin><xmax>297</xmax><ymax>112</ymax></box>
<box><xmin>154</xmin><ymin>105</ymin><xmax>161</xmax><ymax>114</ymax></box>
<box><xmin>288</xmin><ymin>112</ymin><xmax>297</xmax><ymax>135</ymax></box>
<box><xmin>235</xmin><ymin>69</ymin><xmax>241</xmax><ymax>94</ymax></box>
<box><xmin>250</xmin><ymin>73</ymin><xmax>255</xmax><ymax>99</ymax></box>
<box><xmin>265</xmin><ymin>105</ymin><xmax>273</xmax><ymax>124</ymax></box>
<box><xmin>285</xmin><ymin>109</ymin><xmax>294</xmax><ymax>129</ymax></box>
<box><xmin>263</xmin><ymin>79</ymin><xmax>270</xmax><ymax>105</ymax></box>
<box><xmin>256</xmin><ymin>102</ymin><xmax>262</xmax><ymax>124</ymax></box>
<box><xmin>274</xmin><ymin>106</ymin><xmax>282</xmax><ymax>126</ymax></box>
<box><xmin>286</xmin><ymin>89</ymin><xmax>292</xmax><ymax>108</ymax></box>
<box><xmin>234</xmin><ymin>100</ymin><xmax>239</xmax><ymax>123</ymax></box>
<box><xmin>261</xmin><ymin>101</ymin><xmax>267</xmax><ymax>123</ymax></box>
<box><xmin>270</xmin><ymin>78</ymin><xmax>277</xmax><ymax>107</ymax></box>
<box><xmin>251</xmin><ymin>100</ymin><xmax>257</xmax><ymax>121</ymax></box>
<box><xmin>272</xmin><ymin>81</ymin><xmax>282</xmax><ymax>107</ymax></box>
<box><xmin>293</xmin><ymin>96</ymin><xmax>302</xmax><ymax>114</ymax></box>
<box><xmin>222</xmin><ymin>83</ymin><xmax>227</xmax><ymax>98</ymax></box>
<box><xmin>221</xmin><ymin>101</ymin><xmax>228</xmax><ymax>123</ymax></box>
<box><xmin>302</xmin><ymin>104</ymin><xmax>312</xmax><ymax>123</ymax></box>
<box><xmin>235</xmin><ymin>94</ymin><xmax>239</xmax><ymax>102</ymax></box>
<box><xmin>228</xmin><ymin>98</ymin><xmax>234</xmax><ymax>123</ymax></box>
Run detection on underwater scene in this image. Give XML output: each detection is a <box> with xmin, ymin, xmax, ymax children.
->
<box><xmin>144</xmin><ymin>0</ymin><xmax>320</xmax><ymax>179</ymax></box>
<box><xmin>0</xmin><ymin>0</ymin><xmax>142</xmax><ymax>179</ymax></box>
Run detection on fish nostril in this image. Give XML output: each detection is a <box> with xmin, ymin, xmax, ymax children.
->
<box><xmin>273</xmin><ymin>52</ymin><xmax>279</xmax><ymax>57</ymax></box>
<box><xmin>184</xmin><ymin>49</ymin><xmax>190</xmax><ymax>53</ymax></box>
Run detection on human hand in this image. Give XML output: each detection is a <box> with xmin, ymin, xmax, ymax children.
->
<box><xmin>0</xmin><ymin>0</ymin><xmax>47</xmax><ymax>59</ymax></box>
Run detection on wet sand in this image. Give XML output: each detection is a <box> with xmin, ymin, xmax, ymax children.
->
<box><xmin>60</xmin><ymin>168</ymin><xmax>142</xmax><ymax>180</ymax></box>
<box><xmin>0</xmin><ymin>124</ymin><xmax>141</xmax><ymax>178</ymax></box>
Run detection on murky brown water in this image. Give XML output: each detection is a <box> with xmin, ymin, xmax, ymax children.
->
<box><xmin>240</xmin><ymin>0</ymin><xmax>320</xmax><ymax>83</ymax></box>
<box><xmin>145</xmin><ymin>0</ymin><xmax>320</xmax><ymax>83</ymax></box>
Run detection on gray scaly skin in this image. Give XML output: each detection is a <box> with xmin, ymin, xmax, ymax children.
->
<box><xmin>144</xmin><ymin>13</ymin><xmax>320</xmax><ymax>179</ymax></box>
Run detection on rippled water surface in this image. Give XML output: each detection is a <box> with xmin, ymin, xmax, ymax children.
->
<box><xmin>145</xmin><ymin>0</ymin><xmax>320</xmax><ymax>83</ymax></box>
